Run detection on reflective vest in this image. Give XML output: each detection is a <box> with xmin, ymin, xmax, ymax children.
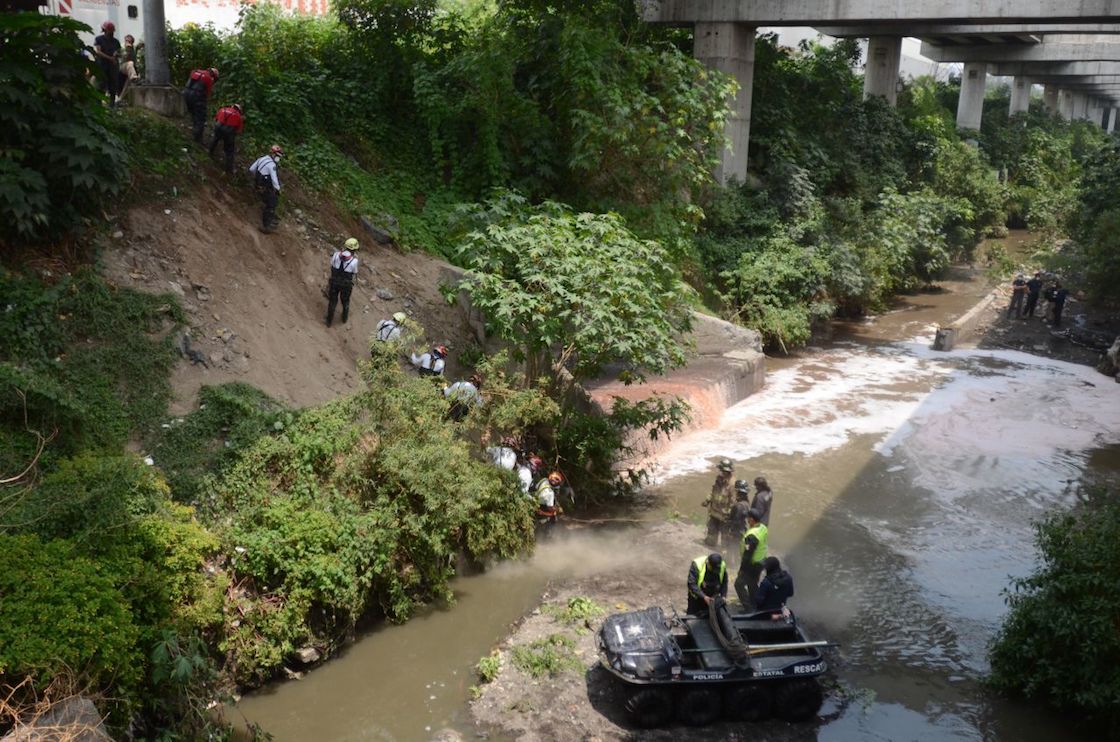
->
<box><xmin>741</xmin><ymin>523</ymin><xmax>768</xmax><ymax>564</ymax></box>
<box><xmin>693</xmin><ymin>555</ymin><xmax>726</xmax><ymax>589</ymax></box>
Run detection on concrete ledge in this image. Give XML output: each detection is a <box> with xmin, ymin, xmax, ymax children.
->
<box><xmin>933</xmin><ymin>289</ymin><xmax>1000</xmax><ymax>351</ymax></box>
<box><xmin>124</xmin><ymin>85</ymin><xmax>185</xmax><ymax>117</ymax></box>
<box><xmin>585</xmin><ymin>312</ymin><xmax>766</xmax><ymax>461</ymax></box>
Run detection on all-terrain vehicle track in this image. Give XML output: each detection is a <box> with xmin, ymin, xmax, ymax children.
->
<box><xmin>598</xmin><ymin>600</ymin><xmax>834</xmax><ymax>728</ymax></box>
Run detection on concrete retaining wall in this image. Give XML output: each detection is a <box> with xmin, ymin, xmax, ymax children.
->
<box><xmin>584</xmin><ymin>313</ymin><xmax>766</xmax><ymax>463</ymax></box>
<box><xmin>124</xmin><ymin>85</ymin><xmax>185</xmax><ymax>117</ymax></box>
<box><xmin>933</xmin><ymin>288</ymin><xmax>1000</xmax><ymax>351</ymax></box>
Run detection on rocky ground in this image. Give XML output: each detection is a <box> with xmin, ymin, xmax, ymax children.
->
<box><xmin>974</xmin><ymin>279</ymin><xmax>1120</xmax><ymax>374</ymax></box>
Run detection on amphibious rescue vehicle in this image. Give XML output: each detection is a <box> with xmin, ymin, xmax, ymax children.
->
<box><xmin>597</xmin><ymin>599</ymin><xmax>834</xmax><ymax>727</ymax></box>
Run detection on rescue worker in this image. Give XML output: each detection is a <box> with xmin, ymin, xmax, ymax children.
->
<box><xmin>248</xmin><ymin>145</ymin><xmax>283</xmax><ymax>233</ymax></box>
<box><xmin>92</xmin><ymin>21</ymin><xmax>121</xmax><ymax>106</ymax></box>
<box><xmin>183</xmin><ymin>66</ymin><xmax>219</xmax><ymax>143</ymax></box>
<box><xmin>686</xmin><ymin>553</ymin><xmax>728</xmax><ymax>616</ymax></box>
<box><xmin>444</xmin><ymin>374</ymin><xmax>483</xmax><ymax>421</ymax></box>
<box><xmin>755</xmin><ymin>556</ymin><xmax>794</xmax><ymax>614</ymax></box>
<box><xmin>751</xmin><ymin>476</ymin><xmax>774</xmax><ymax>527</ymax></box>
<box><xmin>534</xmin><ymin>471</ymin><xmax>564</xmax><ymax>535</ymax></box>
<box><xmin>701</xmin><ymin>458</ymin><xmax>735</xmax><ymax>548</ymax></box>
<box><xmin>410</xmin><ymin>345</ymin><xmax>447</xmax><ymax>377</ymax></box>
<box><xmin>1024</xmin><ymin>271</ymin><xmax>1043</xmax><ymax>318</ymax></box>
<box><xmin>727</xmin><ymin>480</ymin><xmax>752</xmax><ymax>565</ymax></box>
<box><xmin>375</xmin><ymin>312</ymin><xmax>408</xmax><ymax>342</ymax></box>
<box><xmin>209</xmin><ymin>103</ymin><xmax>244</xmax><ymax>174</ymax></box>
<box><xmin>325</xmin><ymin>238</ymin><xmax>359</xmax><ymax>327</ymax></box>
<box><xmin>1049</xmin><ymin>281</ymin><xmax>1070</xmax><ymax>328</ymax></box>
<box><xmin>1007</xmin><ymin>274</ymin><xmax>1027</xmax><ymax>318</ymax></box>
<box><xmin>733</xmin><ymin>509</ymin><xmax>768</xmax><ymax>610</ymax></box>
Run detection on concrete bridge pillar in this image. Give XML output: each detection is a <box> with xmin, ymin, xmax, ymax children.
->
<box><xmin>956</xmin><ymin>62</ymin><xmax>988</xmax><ymax>132</ymax></box>
<box><xmin>1043</xmin><ymin>84</ymin><xmax>1060</xmax><ymax>113</ymax></box>
<box><xmin>1009</xmin><ymin>76</ymin><xmax>1032</xmax><ymax>115</ymax></box>
<box><xmin>142</xmin><ymin>0</ymin><xmax>170</xmax><ymax>86</ymax></box>
<box><xmin>1087</xmin><ymin>99</ymin><xmax>1102</xmax><ymax>126</ymax></box>
<box><xmin>1072</xmin><ymin>92</ymin><xmax>1089</xmax><ymax>120</ymax></box>
<box><xmin>694</xmin><ymin>23</ymin><xmax>756</xmax><ymax>185</ymax></box>
<box><xmin>1108</xmin><ymin>109</ymin><xmax>1117</xmax><ymax>133</ymax></box>
<box><xmin>863</xmin><ymin>36</ymin><xmax>902</xmax><ymax>106</ymax></box>
<box><xmin>1058</xmin><ymin>90</ymin><xmax>1073</xmax><ymax>120</ymax></box>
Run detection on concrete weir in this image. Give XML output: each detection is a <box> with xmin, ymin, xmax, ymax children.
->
<box><xmin>584</xmin><ymin>312</ymin><xmax>765</xmax><ymax>461</ymax></box>
<box><xmin>933</xmin><ymin>289</ymin><xmax>1000</xmax><ymax>351</ymax></box>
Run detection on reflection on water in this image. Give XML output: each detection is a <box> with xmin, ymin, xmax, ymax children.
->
<box><xmin>652</xmin><ymin>323</ymin><xmax>1120</xmax><ymax>741</ymax></box>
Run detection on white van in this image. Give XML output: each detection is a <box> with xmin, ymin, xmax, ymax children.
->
<box><xmin>41</xmin><ymin>0</ymin><xmax>145</xmax><ymax>51</ymax></box>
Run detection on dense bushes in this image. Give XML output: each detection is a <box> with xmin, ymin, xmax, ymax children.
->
<box><xmin>697</xmin><ymin>38</ymin><xmax>1010</xmax><ymax>348</ymax></box>
<box><xmin>209</xmin><ymin>341</ymin><xmax>550</xmax><ymax>683</ymax></box>
<box><xmin>988</xmin><ymin>490</ymin><xmax>1120</xmax><ymax>731</ymax></box>
<box><xmin>0</xmin><ymin>15</ymin><xmax>127</xmax><ymax>244</ymax></box>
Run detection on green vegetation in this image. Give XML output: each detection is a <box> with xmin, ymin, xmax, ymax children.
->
<box><xmin>476</xmin><ymin>650</ymin><xmax>502</xmax><ymax>683</ymax></box>
<box><xmin>542</xmin><ymin>596</ymin><xmax>605</xmax><ymax>632</ymax></box>
<box><xmin>4</xmin><ymin>0</ymin><xmax>1119</xmax><ymax>736</ymax></box>
<box><xmin>988</xmin><ymin>490</ymin><xmax>1120</xmax><ymax>731</ymax></box>
<box><xmin>0</xmin><ymin>15</ymin><xmax>127</xmax><ymax>244</ymax></box>
<box><xmin>510</xmin><ymin>633</ymin><xmax>582</xmax><ymax>678</ymax></box>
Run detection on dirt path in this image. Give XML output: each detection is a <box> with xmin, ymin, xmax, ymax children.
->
<box><xmin>101</xmin><ymin>168</ymin><xmax>478</xmax><ymax>414</ymax></box>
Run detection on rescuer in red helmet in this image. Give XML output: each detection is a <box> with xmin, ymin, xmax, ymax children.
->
<box><xmin>183</xmin><ymin>66</ymin><xmax>219</xmax><ymax>143</ymax></box>
<box><xmin>93</xmin><ymin>21</ymin><xmax>122</xmax><ymax>106</ymax></box>
<box><xmin>209</xmin><ymin>103</ymin><xmax>244</xmax><ymax>174</ymax></box>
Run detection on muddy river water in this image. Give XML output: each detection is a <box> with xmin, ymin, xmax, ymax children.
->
<box><xmin>236</xmin><ymin>255</ymin><xmax>1120</xmax><ymax>741</ymax></box>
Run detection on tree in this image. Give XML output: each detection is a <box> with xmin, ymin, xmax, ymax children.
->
<box><xmin>452</xmin><ymin>192</ymin><xmax>693</xmax><ymax>384</ymax></box>
<box><xmin>0</xmin><ymin>14</ymin><xmax>126</xmax><ymax>244</ymax></box>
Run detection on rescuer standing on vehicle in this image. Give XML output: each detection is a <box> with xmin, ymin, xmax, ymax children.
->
<box><xmin>755</xmin><ymin>556</ymin><xmax>794</xmax><ymax>614</ymax></box>
<box><xmin>325</xmin><ymin>238</ymin><xmax>359</xmax><ymax>327</ymax></box>
<box><xmin>686</xmin><ymin>552</ymin><xmax>728</xmax><ymax>616</ymax></box>
<box><xmin>734</xmin><ymin>509</ymin><xmax>768</xmax><ymax>610</ymax></box>
<box><xmin>702</xmin><ymin>459</ymin><xmax>735</xmax><ymax>548</ymax></box>
<box><xmin>248</xmin><ymin>145</ymin><xmax>283</xmax><ymax>233</ymax></box>
<box><xmin>183</xmin><ymin>67</ymin><xmax>219</xmax><ymax>143</ymax></box>
<box><xmin>209</xmin><ymin>103</ymin><xmax>244</xmax><ymax>174</ymax></box>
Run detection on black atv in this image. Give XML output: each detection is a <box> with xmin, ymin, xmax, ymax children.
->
<box><xmin>597</xmin><ymin>599</ymin><xmax>834</xmax><ymax>727</ymax></box>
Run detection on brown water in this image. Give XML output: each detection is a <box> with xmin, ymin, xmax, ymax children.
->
<box><xmin>236</xmin><ymin>243</ymin><xmax>1120</xmax><ymax>741</ymax></box>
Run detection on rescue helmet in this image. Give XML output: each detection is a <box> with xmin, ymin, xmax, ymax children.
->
<box><xmin>528</xmin><ymin>455</ymin><xmax>544</xmax><ymax>471</ymax></box>
<box><xmin>101</xmin><ymin>20</ymin><xmax>115</xmax><ymax>32</ymax></box>
<box><xmin>344</xmin><ymin>237</ymin><xmax>359</xmax><ymax>251</ymax></box>
<box><xmin>718</xmin><ymin>458</ymin><xmax>733</xmax><ymax>472</ymax></box>
<box><xmin>433</xmin><ymin>344</ymin><xmax>448</xmax><ymax>357</ymax></box>
<box><xmin>734</xmin><ymin>478</ymin><xmax>749</xmax><ymax>493</ymax></box>
<box><xmin>762</xmin><ymin>556</ymin><xmax>780</xmax><ymax>574</ymax></box>
<box><xmin>209</xmin><ymin>67</ymin><xmax>220</xmax><ymax>80</ymax></box>
<box><xmin>547</xmin><ymin>471</ymin><xmax>563</xmax><ymax>486</ymax></box>
<box><xmin>747</xmin><ymin>508</ymin><xmax>762</xmax><ymax>523</ymax></box>
<box><xmin>392</xmin><ymin>311</ymin><xmax>407</xmax><ymax>323</ymax></box>
<box><xmin>232</xmin><ymin>103</ymin><xmax>243</xmax><ymax>113</ymax></box>
<box><xmin>269</xmin><ymin>144</ymin><xmax>284</xmax><ymax>158</ymax></box>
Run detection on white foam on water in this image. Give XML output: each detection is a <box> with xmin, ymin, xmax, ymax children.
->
<box><xmin>651</xmin><ymin>337</ymin><xmax>1120</xmax><ymax>491</ymax></box>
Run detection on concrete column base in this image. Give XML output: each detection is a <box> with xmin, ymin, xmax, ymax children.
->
<box><xmin>1009</xmin><ymin>76</ymin><xmax>1031</xmax><ymax>115</ymax></box>
<box><xmin>863</xmin><ymin>36</ymin><xmax>902</xmax><ymax>106</ymax></box>
<box><xmin>695</xmin><ymin>23</ymin><xmax>756</xmax><ymax>186</ymax></box>
<box><xmin>1058</xmin><ymin>90</ymin><xmax>1073</xmax><ymax>121</ymax></box>
<box><xmin>956</xmin><ymin>62</ymin><xmax>987</xmax><ymax>132</ymax></box>
<box><xmin>124</xmin><ymin>85</ymin><xmax>185</xmax><ymax>117</ymax></box>
<box><xmin>1042</xmin><ymin>84</ymin><xmax>1059</xmax><ymax>114</ymax></box>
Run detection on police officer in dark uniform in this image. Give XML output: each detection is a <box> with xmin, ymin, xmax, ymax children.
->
<box><xmin>686</xmin><ymin>552</ymin><xmax>728</xmax><ymax>616</ymax></box>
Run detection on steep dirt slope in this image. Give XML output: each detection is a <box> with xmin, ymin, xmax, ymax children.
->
<box><xmin>102</xmin><ymin>170</ymin><xmax>477</xmax><ymax>414</ymax></box>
